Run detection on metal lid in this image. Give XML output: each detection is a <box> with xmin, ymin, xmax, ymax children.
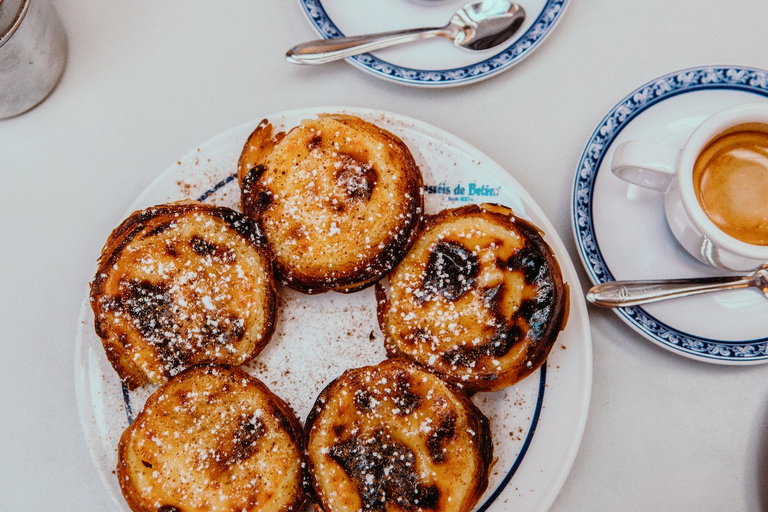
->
<box><xmin>0</xmin><ymin>0</ymin><xmax>29</xmax><ymax>48</ymax></box>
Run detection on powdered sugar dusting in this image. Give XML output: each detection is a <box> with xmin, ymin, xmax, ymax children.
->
<box><xmin>77</xmin><ymin>108</ymin><xmax>587</xmax><ymax>512</ymax></box>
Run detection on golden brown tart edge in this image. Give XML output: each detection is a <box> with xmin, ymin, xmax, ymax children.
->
<box><xmin>117</xmin><ymin>364</ymin><xmax>307</xmax><ymax>512</ymax></box>
<box><xmin>377</xmin><ymin>203</ymin><xmax>569</xmax><ymax>392</ymax></box>
<box><xmin>90</xmin><ymin>200</ymin><xmax>277</xmax><ymax>389</ymax></box>
<box><xmin>237</xmin><ymin>114</ymin><xmax>424</xmax><ymax>294</ymax></box>
<box><xmin>304</xmin><ymin>358</ymin><xmax>493</xmax><ymax>512</ymax></box>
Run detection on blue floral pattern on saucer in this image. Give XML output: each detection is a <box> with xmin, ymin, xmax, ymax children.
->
<box><xmin>572</xmin><ymin>65</ymin><xmax>768</xmax><ymax>363</ymax></box>
<box><xmin>298</xmin><ymin>0</ymin><xmax>568</xmax><ymax>86</ymax></box>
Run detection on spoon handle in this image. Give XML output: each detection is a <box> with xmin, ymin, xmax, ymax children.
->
<box><xmin>586</xmin><ymin>275</ymin><xmax>754</xmax><ymax>307</ymax></box>
<box><xmin>286</xmin><ymin>26</ymin><xmax>451</xmax><ymax>65</ymax></box>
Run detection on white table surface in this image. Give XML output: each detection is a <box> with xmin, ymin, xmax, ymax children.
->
<box><xmin>2</xmin><ymin>0</ymin><xmax>768</xmax><ymax>510</ymax></box>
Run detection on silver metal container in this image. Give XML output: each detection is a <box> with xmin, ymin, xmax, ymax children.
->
<box><xmin>0</xmin><ymin>0</ymin><xmax>68</xmax><ymax>119</ymax></box>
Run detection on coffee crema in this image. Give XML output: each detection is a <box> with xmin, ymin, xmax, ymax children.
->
<box><xmin>692</xmin><ymin>123</ymin><xmax>768</xmax><ymax>245</ymax></box>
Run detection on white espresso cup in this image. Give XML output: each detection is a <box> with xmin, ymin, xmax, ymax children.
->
<box><xmin>611</xmin><ymin>102</ymin><xmax>768</xmax><ymax>271</ymax></box>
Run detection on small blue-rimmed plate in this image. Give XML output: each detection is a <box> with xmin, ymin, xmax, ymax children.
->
<box><xmin>296</xmin><ymin>0</ymin><xmax>568</xmax><ymax>87</ymax></box>
<box><xmin>572</xmin><ymin>65</ymin><xmax>768</xmax><ymax>365</ymax></box>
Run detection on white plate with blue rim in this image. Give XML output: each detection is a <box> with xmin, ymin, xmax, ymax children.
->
<box><xmin>295</xmin><ymin>0</ymin><xmax>568</xmax><ymax>87</ymax></box>
<box><xmin>76</xmin><ymin>107</ymin><xmax>591</xmax><ymax>511</ymax></box>
<box><xmin>572</xmin><ymin>65</ymin><xmax>768</xmax><ymax>364</ymax></box>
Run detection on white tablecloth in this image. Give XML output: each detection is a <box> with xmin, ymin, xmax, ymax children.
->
<box><xmin>2</xmin><ymin>0</ymin><xmax>767</xmax><ymax>510</ymax></box>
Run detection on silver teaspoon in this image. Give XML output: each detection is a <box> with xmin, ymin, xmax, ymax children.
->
<box><xmin>586</xmin><ymin>263</ymin><xmax>768</xmax><ymax>308</ymax></box>
<box><xmin>286</xmin><ymin>0</ymin><xmax>525</xmax><ymax>65</ymax></box>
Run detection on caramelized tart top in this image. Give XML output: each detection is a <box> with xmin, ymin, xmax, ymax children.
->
<box><xmin>378</xmin><ymin>203</ymin><xmax>568</xmax><ymax>392</ymax></box>
<box><xmin>117</xmin><ymin>364</ymin><xmax>306</xmax><ymax>512</ymax></box>
<box><xmin>238</xmin><ymin>114</ymin><xmax>424</xmax><ymax>294</ymax></box>
<box><xmin>304</xmin><ymin>358</ymin><xmax>493</xmax><ymax>512</ymax></box>
<box><xmin>90</xmin><ymin>201</ymin><xmax>277</xmax><ymax>389</ymax></box>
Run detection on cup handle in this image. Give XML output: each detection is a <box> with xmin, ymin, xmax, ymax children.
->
<box><xmin>610</xmin><ymin>140</ymin><xmax>681</xmax><ymax>193</ymax></box>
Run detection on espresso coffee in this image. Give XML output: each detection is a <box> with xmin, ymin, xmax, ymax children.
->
<box><xmin>693</xmin><ymin>123</ymin><xmax>768</xmax><ymax>245</ymax></box>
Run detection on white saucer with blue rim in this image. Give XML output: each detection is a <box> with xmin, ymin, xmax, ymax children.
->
<box><xmin>572</xmin><ymin>65</ymin><xmax>768</xmax><ymax>364</ymax></box>
<box><xmin>295</xmin><ymin>0</ymin><xmax>568</xmax><ymax>86</ymax></box>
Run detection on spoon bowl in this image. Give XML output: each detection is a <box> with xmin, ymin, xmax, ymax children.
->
<box><xmin>286</xmin><ymin>0</ymin><xmax>526</xmax><ymax>65</ymax></box>
<box><xmin>452</xmin><ymin>0</ymin><xmax>526</xmax><ymax>50</ymax></box>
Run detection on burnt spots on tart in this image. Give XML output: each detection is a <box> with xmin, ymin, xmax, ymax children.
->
<box><xmin>237</xmin><ymin>114</ymin><xmax>424</xmax><ymax>294</ymax></box>
<box><xmin>117</xmin><ymin>364</ymin><xmax>307</xmax><ymax>512</ymax></box>
<box><xmin>90</xmin><ymin>201</ymin><xmax>277</xmax><ymax>389</ymax></box>
<box><xmin>377</xmin><ymin>204</ymin><xmax>568</xmax><ymax>392</ymax></box>
<box><xmin>304</xmin><ymin>358</ymin><xmax>492</xmax><ymax>512</ymax></box>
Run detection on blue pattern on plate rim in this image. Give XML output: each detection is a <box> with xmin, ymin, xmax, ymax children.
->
<box><xmin>298</xmin><ymin>0</ymin><xmax>568</xmax><ymax>86</ymax></box>
<box><xmin>121</xmin><ymin>172</ymin><xmax>549</xmax><ymax>509</ymax></box>
<box><xmin>572</xmin><ymin>65</ymin><xmax>768</xmax><ymax>362</ymax></box>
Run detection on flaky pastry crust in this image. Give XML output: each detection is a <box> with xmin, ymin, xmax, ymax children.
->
<box><xmin>304</xmin><ymin>358</ymin><xmax>492</xmax><ymax>512</ymax></box>
<box><xmin>117</xmin><ymin>364</ymin><xmax>307</xmax><ymax>512</ymax></box>
<box><xmin>90</xmin><ymin>201</ymin><xmax>277</xmax><ymax>389</ymax></box>
<box><xmin>238</xmin><ymin>114</ymin><xmax>424</xmax><ymax>294</ymax></box>
<box><xmin>377</xmin><ymin>204</ymin><xmax>568</xmax><ymax>392</ymax></box>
